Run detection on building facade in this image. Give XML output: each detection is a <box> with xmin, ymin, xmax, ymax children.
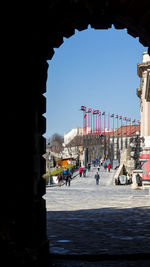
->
<box><xmin>137</xmin><ymin>52</ymin><xmax>150</xmax><ymax>146</ymax></box>
<box><xmin>137</xmin><ymin>52</ymin><xmax>150</xmax><ymax>182</ymax></box>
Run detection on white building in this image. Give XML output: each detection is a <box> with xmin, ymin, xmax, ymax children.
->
<box><xmin>137</xmin><ymin>52</ymin><xmax>150</xmax><ymax>183</ymax></box>
<box><xmin>64</xmin><ymin>127</ymin><xmax>82</xmax><ymax>145</ymax></box>
<box><xmin>63</xmin><ymin>127</ymin><xmax>83</xmax><ymax>160</ymax></box>
<box><xmin>137</xmin><ymin>52</ymin><xmax>150</xmax><ymax>149</ymax></box>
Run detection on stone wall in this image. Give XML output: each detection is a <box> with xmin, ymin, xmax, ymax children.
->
<box><xmin>2</xmin><ymin>0</ymin><xmax>150</xmax><ymax>265</ymax></box>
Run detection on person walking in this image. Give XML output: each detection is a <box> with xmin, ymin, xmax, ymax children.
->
<box><xmin>68</xmin><ymin>173</ymin><xmax>72</xmax><ymax>186</ymax></box>
<box><xmin>79</xmin><ymin>167</ymin><xmax>83</xmax><ymax>177</ymax></box>
<box><xmin>65</xmin><ymin>173</ymin><xmax>72</xmax><ymax>186</ymax></box>
<box><xmin>57</xmin><ymin>173</ymin><xmax>62</xmax><ymax>186</ymax></box>
<box><xmin>95</xmin><ymin>172</ymin><xmax>100</xmax><ymax>185</ymax></box>
<box><xmin>83</xmin><ymin>167</ymin><xmax>86</xmax><ymax>177</ymax></box>
<box><xmin>107</xmin><ymin>163</ymin><xmax>111</xmax><ymax>172</ymax></box>
<box><xmin>88</xmin><ymin>163</ymin><xmax>91</xmax><ymax>171</ymax></box>
<box><xmin>104</xmin><ymin>161</ymin><xmax>107</xmax><ymax>172</ymax></box>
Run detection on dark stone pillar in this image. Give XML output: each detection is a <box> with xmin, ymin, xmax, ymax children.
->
<box><xmin>1</xmin><ymin>56</ymin><xmax>49</xmax><ymax>266</ymax></box>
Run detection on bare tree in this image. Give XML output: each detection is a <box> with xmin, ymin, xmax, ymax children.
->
<box><xmin>47</xmin><ymin>133</ymin><xmax>64</xmax><ymax>153</ymax></box>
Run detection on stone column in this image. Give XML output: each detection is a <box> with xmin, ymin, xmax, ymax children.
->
<box><xmin>137</xmin><ymin>52</ymin><xmax>150</xmax><ymax>139</ymax></box>
<box><xmin>1</xmin><ymin>57</ymin><xmax>49</xmax><ymax>266</ymax></box>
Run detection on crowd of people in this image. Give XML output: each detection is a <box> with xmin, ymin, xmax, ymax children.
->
<box><xmin>78</xmin><ymin>159</ymin><xmax>112</xmax><ymax>185</ymax></box>
<box><xmin>56</xmin><ymin>159</ymin><xmax>112</xmax><ymax>187</ymax></box>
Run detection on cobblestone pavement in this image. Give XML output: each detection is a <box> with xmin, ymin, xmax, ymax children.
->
<box><xmin>44</xmin><ymin>166</ymin><xmax>150</xmax><ymax>264</ymax></box>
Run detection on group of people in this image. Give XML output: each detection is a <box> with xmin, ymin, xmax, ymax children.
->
<box><xmin>79</xmin><ymin>163</ymin><xmax>91</xmax><ymax>178</ymax></box>
<box><xmin>57</xmin><ymin>168</ymin><xmax>73</xmax><ymax>187</ymax></box>
<box><xmin>57</xmin><ymin>160</ymin><xmax>111</xmax><ymax>187</ymax></box>
<box><xmin>103</xmin><ymin>161</ymin><xmax>111</xmax><ymax>172</ymax></box>
<box><xmin>79</xmin><ymin>164</ymin><xmax>101</xmax><ymax>185</ymax></box>
<box><xmin>95</xmin><ymin>160</ymin><xmax>111</xmax><ymax>184</ymax></box>
<box><xmin>79</xmin><ymin>167</ymin><xmax>86</xmax><ymax>177</ymax></box>
<box><xmin>93</xmin><ymin>159</ymin><xmax>111</xmax><ymax>173</ymax></box>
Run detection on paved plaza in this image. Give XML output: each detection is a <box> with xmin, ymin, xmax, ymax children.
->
<box><xmin>44</xmin><ymin>166</ymin><xmax>150</xmax><ymax>265</ymax></box>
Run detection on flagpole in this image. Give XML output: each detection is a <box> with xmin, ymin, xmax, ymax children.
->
<box><xmin>96</xmin><ymin>114</ymin><xmax>97</xmax><ymax>134</ymax></box>
<box><xmin>88</xmin><ymin>112</ymin><xmax>89</xmax><ymax>134</ymax></box>
<box><xmin>85</xmin><ymin>110</ymin><xmax>87</xmax><ymax>135</ymax></box>
<box><xmin>130</xmin><ymin>119</ymin><xmax>131</xmax><ymax>137</ymax></box>
<box><xmin>83</xmin><ymin>110</ymin><xmax>87</xmax><ymax>135</ymax></box>
<box><xmin>104</xmin><ymin>113</ymin><xmax>105</xmax><ymax>136</ymax></box>
<box><xmin>93</xmin><ymin>113</ymin><xmax>94</xmax><ymax>134</ymax></box>
<box><xmin>108</xmin><ymin>113</ymin><xmax>109</xmax><ymax>137</ymax></box>
<box><xmin>91</xmin><ymin>110</ymin><xmax>92</xmax><ymax>134</ymax></box>
<box><xmin>98</xmin><ymin>115</ymin><xmax>100</xmax><ymax>134</ymax></box>
<box><xmin>113</xmin><ymin>115</ymin><xmax>114</xmax><ymax>137</ymax></box>
<box><xmin>117</xmin><ymin>117</ymin><xmax>118</xmax><ymax>136</ymax></box>
<box><xmin>100</xmin><ymin>114</ymin><xmax>101</xmax><ymax>135</ymax></box>
<box><xmin>83</xmin><ymin>111</ymin><xmax>85</xmax><ymax>134</ymax></box>
<box><xmin>121</xmin><ymin>118</ymin><xmax>122</xmax><ymax>137</ymax></box>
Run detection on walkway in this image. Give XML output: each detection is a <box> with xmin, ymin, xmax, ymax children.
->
<box><xmin>44</xmin><ymin>166</ymin><xmax>150</xmax><ymax>265</ymax></box>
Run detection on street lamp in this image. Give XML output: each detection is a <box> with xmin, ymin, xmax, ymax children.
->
<box><xmin>48</xmin><ymin>152</ymin><xmax>51</xmax><ymax>185</ymax></box>
<box><xmin>130</xmin><ymin>131</ymin><xmax>145</xmax><ymax>170</ymax></box>
<box><xmin>76</xmin><ymin>146</ymin><xmax>80</xmax><ymax>167</ymax></box>
<box><xmin>60</xmin><ymin>152</ymin><xmax>63</xmax><ymax>168</ymax></box>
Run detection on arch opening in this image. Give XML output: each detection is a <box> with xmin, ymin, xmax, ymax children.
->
<box><xmin>3</xmin><ymin>1</ymin><xmax>150</xmax><ymax>265</ymax></box>
<box><xmin>44</xmin><ymin>26</ymin><xmax>150</xmax><ymax>257</ymax></box>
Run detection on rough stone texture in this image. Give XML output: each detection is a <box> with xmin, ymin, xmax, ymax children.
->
<box><xmin>2</xmin><ymin>0</ymin><xmax>150</xmax><ymax>265</ymax></box>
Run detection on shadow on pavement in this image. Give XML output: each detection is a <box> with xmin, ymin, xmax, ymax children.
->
<box><xmin>47</xmin><ymin>206</ymin><xmax>150</xmax><ymax>259</ymax></box>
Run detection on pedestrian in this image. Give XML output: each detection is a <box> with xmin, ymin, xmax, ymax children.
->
<box><xmin>107</xmin><ymin>163</ymin><xmax>111</xmax><ymax>172</ymax></box>
<box><xmin>104</xmin><ymin>161</ymin><xmax>107</xmax><ymax>172</ymax></box>
<box><xmin>97</xmin><ymin>164</ymin><xmax>100</xmax><ymax>172</ymax></box>
<box><xmin>57</xmin><ymin>173</ymin><xmax>62</xmax><ymax>186</ymax></box>
<box><xmin>67</xmin><ymin>173</ymin><xmax>72</xmax><ymax>186</ymax></box>
<box><xmin>68</xmin><ymin>174</ymin><xmax>71</xmax><ymax>186</ymax></box>
<box><xmin>65</xmin><ymin>173</ymin><xmax>72</xmax><ymax>186</ymax></box>
<box><xmin>65</xmin><ymin>174</ymin><xmax>68</xmax><ymax>186</ymax></box>
<box><xmin>88</xmin><ymin>163</ymin><xmax>91</xmax><ymax>171</ymax></box>
<box><xmin>83</xmin><ymin>167</ymin><xmax>86</xmax><ymax>177</ymax></box>
<box><xmin>95</xmin><ymin>172</ymin><xmax>100</xmax><ymax>185</ymax></box>
<box><xmin>79</xmin><ymin>167</ymin><xmax>83</xmax><ymax>177</ymax></box>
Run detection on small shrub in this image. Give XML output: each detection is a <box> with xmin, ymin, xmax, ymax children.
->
<box><xmin>43</xmin><ymin>164</ymin><xmax>75</xmax><ymax>185</ymax></box>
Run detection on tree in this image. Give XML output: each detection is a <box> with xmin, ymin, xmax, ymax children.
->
<box><xmin>47</xmin><ymin>133</ymin><xmax>64</xmax><ymax>153</ymax></box>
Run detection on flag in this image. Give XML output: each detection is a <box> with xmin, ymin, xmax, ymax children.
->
<box><xmin>127</xmin><ymin>118</ymin><xmax>131</xmax><ymax>122</ymax></box>
<box><xmin>132</xmin><ymin>119</ymin><xmax>136</xmax><ymax>123</ymax></box>
<box><xmin>102</xmin><ymin>112</ymin><xmax>105</xmax><ymax>115</ymax></box>
<box><xmin>93</xmin><ymin>110</ymin><xmax>99</xmax><ymax>115</ymax></box>
<box><xmin>80</xmin><ymin>105</ymin><xmax>86</xmax><ymax>111</ymax></box>
<box><xmin>123</xmin><ymin>117</ymin><xmax>127</xmax><ymax>121</ymax></box>
<box><xmin>98</xmin><ymin>112</ymin><xmax>101</xmax><ymax>116</ymax></box>
<box><xmin>110</xmin><ymin>114</ymin><xmax>114</xmax><ymax>118</ymax></box>
<box><xmin>137</xmin><ymin>120</ymin><xmax>140</xmax><ymax>123</ymax></box>
<box><xmin>115</xmin><ymin>115</ymin><xmax>118</xmax><ymax>119</ymax></box>
<box><xmin>119</xmin><ymin>116</ymin><xmax>122</xmax><ymax>120</ymax></box>
<box><xmin>86</xmin><ymin>108</ymin><xmax>92</xmax><ymax>113</ymax></box>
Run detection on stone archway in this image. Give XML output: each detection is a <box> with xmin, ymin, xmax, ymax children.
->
<box><xmin>2</xmin><ymin>1</ymin><xmax>150</xmax><ymax>266</ymax></box>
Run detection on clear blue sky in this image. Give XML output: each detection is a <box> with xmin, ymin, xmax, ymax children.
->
<box><xmin>44</xmin><ymin>25</ymin><xmax>147</xmax><ymax>138</ymax></box>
